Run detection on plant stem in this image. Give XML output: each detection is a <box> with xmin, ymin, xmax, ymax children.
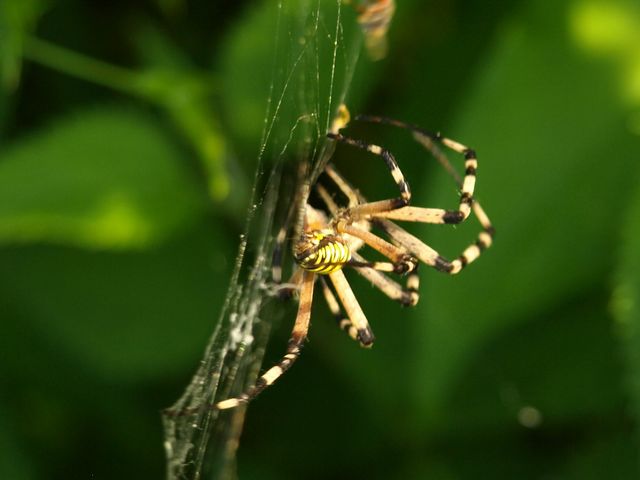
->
<box><xmin>22</xmin><ymin>36</ymin><xmax>142</xmax><ymax>96</ymax></box>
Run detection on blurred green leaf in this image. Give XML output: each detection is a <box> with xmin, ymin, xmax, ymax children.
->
<box><xmin>569</xmin><ymin>0</ymin><xmax>640</xmax><ymax>108</ymax></box>
<box><xmin>2</xmin><ymin>0</ymin><xmax>639</xmax><ymax>478</ymax></box>
<box><xmin>0</xmin><ymin>0</ymin><xmax>45</xmax><ymax>92</ymax></box>
<box><xmin>130</xmin><ymin>23</ymin><xmax>237</xmax><ymax>203</ymax></box>
<box><xmin>559</xmin><ymin>428</ymin><xmax>639</xmax><ymax>479</ymax></box>
<box><xmin>0</xmin><ymin>0</ymin><xmax>45</xmax><ymax>131</ymax></box>
<box><xmin>444</xmin><ymin>295</ymin><xmax>625</xmax><ymax>433</ymax></box>
<box><xmin>613</xmin><ymin>172</ymin><xmax>640</xmax><ymax>447</ymax></box>
<box><xmin>19</xmin><ymin>30</ymin><xmax>236</xmax><ymax>203</ymax></box>
<box><xmin>218</xmin><ymin>0</ymin><xmax>371</xmax><ymax>161</ymax></box>
<box><xmin>154</xmin><ymin>0</ymin><xmax>186</xmax><ymax>19</ymax></box>
<box><xmin>409</xmin><ymin>0</ymin><xmax>640</xmax><ymax>424</ymax></box>
<box><xmin>136</xmin><ymin>68</ymin><xmax>235</xmax><ymax>202</ymax></box>
<box><xmin>218</xmin><ymin>1</ymin><xmax>298</xmax><ymax>151</ymax></box>
<box><xmin>0</xmin><ymin>221</ymin><xmax>234</xmax><ymax>382</ymax></box>
<box><xmin>0</xmin><ymin>407</ymin><xmax>35</xmax><ymax>480</ymax></box>
<box><xmin>0</xmin><ymin>107</ymin><xmax>207</xmax><ymax>249</ymax></box>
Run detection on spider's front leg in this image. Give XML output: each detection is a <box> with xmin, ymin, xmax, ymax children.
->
<box><xmin>353</xmin><ymin>114</ymin><xmax>479</xmax><ymax>226</ymax></box>
<box><xmin>327</xmin><ymin>132</ymin><xmax>411</xmax><ymax>218</ymax></box>
<box><xmin>325</xmin><ymin>132</ymin><xmax>420</xmax><ymax>275</ymax></box>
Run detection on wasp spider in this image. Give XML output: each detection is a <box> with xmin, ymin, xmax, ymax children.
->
<box><xmin>215</xmin><ymin>107</ymin><xmax>494</xmax><ymax>410</ymax></box>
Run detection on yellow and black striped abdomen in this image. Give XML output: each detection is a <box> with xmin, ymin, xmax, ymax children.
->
<box><xmin>294</xmin><ymin>231</ymin><xmax>350</xmax><ymax>275</ymax></box>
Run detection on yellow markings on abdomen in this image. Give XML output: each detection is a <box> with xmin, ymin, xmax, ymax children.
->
<box><xmin>295</xmin><ymin>231</ymin><xmax>351</xmax><ymax>275</ymax></box>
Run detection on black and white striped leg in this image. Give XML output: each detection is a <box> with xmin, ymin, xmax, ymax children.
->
<box><xmin>215</xmin><ymin>270</ymin><xmax>315</xmax><ymax>410</ymax></box>
<box><xmin>374</xmin><ymin>200</ymin><xmax>494</xmax><ymax>275</ymax></box>
<box><xmin>346</xmin><ymin>257</ymin><xmax>413</xmax><ymax>275</ymax></box>
<box><xmin>317</xmin><ymin>170</ymin><xmax>418</xmax><ymax>275</ymax></box>
<box><xmin>354</xmin><ymin>114</ymin><xmax>478</xmax><ymax>224</ymax></box>
<box><xmin>337</xmin><ymin>222</ymin><xmax>418</xmax><ymax>274</ymax></box>
<box><xmin>351</xmin><ymin>252</ymin><xmax>420</xmax><ymax>306</ymax></box>
<box><xmin>326</xmin><ymin>132</ymin><xmax>411</xmax><ymax>218</ymax></box>
<box><xmin>319</xmin><ymin>276</ymin><xmax>362</xmax><ymax>344</ymax></box>
<box><xmin>328</xmin><ymin>269</ymin><xmax>375</xmax><ymax>347</ymax></box>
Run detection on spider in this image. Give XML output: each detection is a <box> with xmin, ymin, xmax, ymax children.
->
<box><xmin>215</xmin><ymin>106</ymin><xmax>494</xmax><ymax>410</ymax></box>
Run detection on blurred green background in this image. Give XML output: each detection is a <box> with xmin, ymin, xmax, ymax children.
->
<box><xmin>2</xmin><ymin>0</ymin><xmax>640</xmax><ymax>479</ymax></box>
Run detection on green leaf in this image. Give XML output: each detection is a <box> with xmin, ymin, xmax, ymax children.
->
<box><xmin>218</xmin><ymin>0</ymin><xmax>375</xmax><ymax>161</ymax></box>
<box><xmin>0</xmin><ymin>221</ymin><xmax>234</xmax><ymax>382</ymax></box>
<box><xmin>218</xmin><ymin>1</ymin><xmax>301</xmax><ymax>151</ymax></box>
<box><xmin>129</xmin><ymin>23</ymin><xmax>236</xmax><ymax>203</ymax></box>
<box><xmin>408</xmin><ymin>0</ymin><xmax>640</xmax><ymax>423</ymax></box>
<box><xmin>443</xmin><ymin>295</ymin><xmax>626</xmax><ymax>433</ymax></box>
<box><xmin>0</xmin><ymin>107</ymin><xmax>207</xmax><ymax>249</ymax></box>
<box><xmin>0</xmin><ymin>407</ymin><xmax>35</xmax><ymax>480</ymax></box>
<box><xmin>559</xmin><ymin>428</ymin><xmax>639</xmax><ymax>479</ymax></box>
<box><xmin>613</xmin><ymin>173</ymin><xmax>640</xmax><ymax>448</ymax></box>
<box><xmin>0</xmin><ymin>0</ymin><xmax>45</xmax><ymax>92</ymax></box>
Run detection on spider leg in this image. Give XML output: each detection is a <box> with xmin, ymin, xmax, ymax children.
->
<box><xmin>374</xmin><ymin>201</ymin><xmax>494</xmax><ymax>275</ymax></box>
<box><xmin>326</xmin><ymin>132</ymin><xmax>411</xmax><ymax>218</ymax></box>
<box><xmin>323</xmin><ymin>156</ymin><xmax>492</xmax><ymax>274</ymax></box>
<box><xmin>319</xmin><ymin>276</ymin><xmax>361</xmax><ymax>343</ymax></box>
<box><xmin>328</xmin><ymin>269</ymin><xmax>375</xmax><ymax>347</ymax></box>
<box><xmin>353</xmin><ymin>114</ymin><xmax>478</xmax><ymax>224</ymax></box>
<box><xmin>373</xmin><ymin>130</ymin><xmax>494</xmax><ymax>243</ymax></box>
<box><xmin>316</xmin><ymin>176</ymin><xmax>417</xmax><ymax>341</ymax></box>
<box><xmin>339</xmin><ymin>222</ymin><xmax>417</xmax><ymax>274</ymax></box>
<box><xmin>316</xmin><ymin>175</ymin><xmax>417</xmax><ymax>275</ymax></box>
<box><xmin>319</xmin><ymin>259</ymin><xmax>417</xmax><ymax>345</ymax></box>
<box><xmin>334</xmin><ymin>114</ymin><xmax>493</xmax><ymax>272</ymax></box>
<box><xmin>350</xmin><ymin>252</ymin><xmax>419</xmax><ymax>306</ymax></box>
<box><xmin>215</xmin><ymin>270</ymin><xmax>315</xmax><ymax>410</ymax></box>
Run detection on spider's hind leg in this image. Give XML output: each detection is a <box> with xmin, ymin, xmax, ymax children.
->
<box><xmin>216</xmin><ymin>270</ymin><xmax>315</xmax><ymax>410</ymax></box>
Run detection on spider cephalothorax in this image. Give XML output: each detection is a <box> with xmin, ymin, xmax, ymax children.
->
<box><xmin>214</xmin><ymin>106</ymin><xmax>494</xmax><ymax>410</ymax></box>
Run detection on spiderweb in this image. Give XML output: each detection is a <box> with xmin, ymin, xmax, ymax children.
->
<box><xmin>161</xmin><ymin>2</ymin><xmax>371</xmax><ymax>479</ymax></box>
